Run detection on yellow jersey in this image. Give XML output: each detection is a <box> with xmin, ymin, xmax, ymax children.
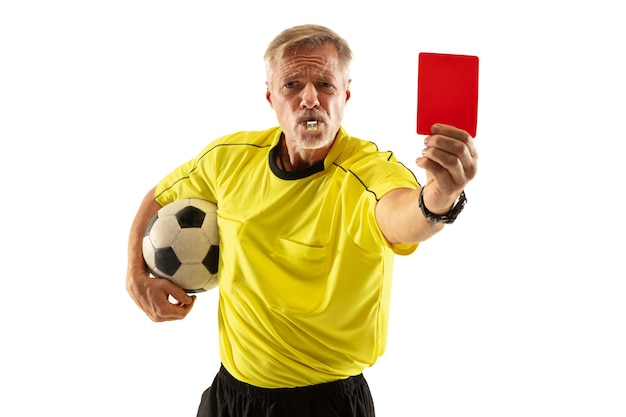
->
<box><xmin>155</xmin><ymin>126</ymin><xmax>420</xmax><ymax>388</ymax></box>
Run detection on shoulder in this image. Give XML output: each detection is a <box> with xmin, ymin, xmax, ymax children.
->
<box><xmin>192</xmin><ymin>127</ymin><xmax>281</xmax><ymax>164</ymax></box>
<box><xmin>336</xmin><ymin>130</ymin><xmax>413</xmax><ymax>177</ymax></box>
<box><xmin>208</xmin><ymin>127</ymin><xmax>281</xmax><ymax>149</ymax></box>
<box><xmin>332</xmin><ymin>129</ymin><xmax>419</xmax><ymax>197</ymax></box>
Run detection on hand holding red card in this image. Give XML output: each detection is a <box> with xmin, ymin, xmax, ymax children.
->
<box><xmin>416</xmin><ymin>52</ymin><xmax>479</xmax><ymax>137</ymax></box>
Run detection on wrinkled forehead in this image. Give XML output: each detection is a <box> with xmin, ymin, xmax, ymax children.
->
<box><xmin>276</xmin><ymin>45</ymin><xmax>344</xmax><ymax>79</ymax></box>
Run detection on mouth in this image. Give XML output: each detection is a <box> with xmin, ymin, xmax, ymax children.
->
<box><xmin>306</xmin><ymin>120</ymin><xmax>318</xmax><ymax>132</ymax></box>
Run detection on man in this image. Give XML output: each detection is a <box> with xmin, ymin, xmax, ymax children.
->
<box><xmin>126</xmin><ymin>24</ymin><xmax>477</xmax><ymax>417</ymax></box>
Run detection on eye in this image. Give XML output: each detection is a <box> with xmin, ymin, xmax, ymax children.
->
<box><xmin>318</xmin><ymin>82</ymin><xmax>335</xmax><ymax>93</ymax></box>
<box><xmin>281</xmin><ymin>81</ymin><xmax>301</xmax><ymax>96</ymax></box>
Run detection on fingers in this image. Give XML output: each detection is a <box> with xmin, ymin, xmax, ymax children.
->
<box><xmin>416</xmin><ymin>124</ymin><xmax>478</xmax><ymax>189</ymax></box>
<box><xmin>147</xmin><ymin>280</ymin><xmax>196</xmax><ymax>322</ymax></box>
<box><xmin>431</xmin><ymin>123</ymin><xmax>472</xmax><ymax>140</ymax></box>
<box><xmin>168</xmin><ymin>285</ymin><xmax>196</xmax><ymax>306</ymax></box>
<box><xmin>128</xmin><ymin>273</ymin><xmax>196</xmax><ymax>322</ymax></box>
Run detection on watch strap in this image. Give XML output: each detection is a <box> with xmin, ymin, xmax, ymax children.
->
<box><xmin>418</xmin><ymin>187</ymin><xmax>467</xmax><ymax>224</ymax></box>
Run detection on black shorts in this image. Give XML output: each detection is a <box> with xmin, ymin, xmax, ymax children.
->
<box><xmin>196</xmin><ymin>365</ymin><xmax>376</xmax><ymax>417</ymax></box>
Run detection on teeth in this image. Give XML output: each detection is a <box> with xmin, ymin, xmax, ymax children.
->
<box><xmin>307</xmin><ymin>120</ymin><xmax>318</xmax><ymax>131</ymax></box>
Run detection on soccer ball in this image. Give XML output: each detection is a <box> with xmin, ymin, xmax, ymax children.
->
<box><xmin>142</xmin><ymin>198</ymin><xmax>219</xmax><ymax>293</ymax></box>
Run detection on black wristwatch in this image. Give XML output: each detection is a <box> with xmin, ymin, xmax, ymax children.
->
<box><xmin>418</xmin><ymin>186</ymin><xmax>467</xmax><ymax>224</ymax></box>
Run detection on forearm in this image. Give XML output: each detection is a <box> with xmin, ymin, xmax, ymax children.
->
<box><xmin>375</xmin><ymin>187</ymin><xmax>450</xmax><ymax>244</ymax></box>
<box><xmin>125</xmin><ymin>188</ymin><xmax>196</xmax><ymax>321</ymax></box>
<box><xmin>127</xmin><ymin>187</ymin><xmax>161</xmax><ymax>278</ymax></box>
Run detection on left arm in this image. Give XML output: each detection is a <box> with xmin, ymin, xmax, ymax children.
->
<box><xmin>376</xmin><ymin>124</ymin><xmax>478</xmax><ymax>244</ymax></box>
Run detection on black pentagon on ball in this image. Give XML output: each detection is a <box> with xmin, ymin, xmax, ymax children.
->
<box><xmin>175</xmin><ymin>206</ymin><xmax>206</xmax><ymax>228</ymax></box>
<box><xmin>154</xmin><ymin>247</ymin><xmax>182</xmax><ymax>276</ymax></box>
<box><xmin>203</xmin><ymin>245</ymin><xmax>220</xmax><ymax>274</ymax></box>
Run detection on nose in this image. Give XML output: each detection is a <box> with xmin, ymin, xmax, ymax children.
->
<box><xmin>300</xmin><ymin>83</ymin><xmax>320</xmax><ymax>109</ymax></box>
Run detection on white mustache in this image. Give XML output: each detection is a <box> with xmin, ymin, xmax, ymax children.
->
<box><xmin>297</xmin><ymin>111</ymin><xmax>326</xmax><ymax>124</ymax></box>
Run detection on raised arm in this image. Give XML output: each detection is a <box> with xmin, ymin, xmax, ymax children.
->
<box><xmin>376</xmin><ymin>124</ymin><xmax>478</xmax><ymax>244</ymax></box>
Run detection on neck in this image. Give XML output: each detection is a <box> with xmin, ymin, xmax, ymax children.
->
<box><xmin>277</xmin><ymin>136</ymin><xmax>328</xmax><ymax>172</ymax></box>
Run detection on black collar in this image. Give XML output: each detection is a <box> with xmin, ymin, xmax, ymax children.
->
<box><xmin>268</xmin><ymin>144</ymin><xmax>325</xmax><ymax>180</ymax></box>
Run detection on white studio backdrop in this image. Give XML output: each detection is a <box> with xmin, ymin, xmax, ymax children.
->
<box><xmin>1</xmin><ymin>1</ymin><xmax>624</xmax><ymax>416</ymax></box>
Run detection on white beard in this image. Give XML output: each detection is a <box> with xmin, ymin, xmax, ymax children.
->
<box><xmin>295</xmin><ymin>132</ymin><xmax>334</xmax><ymax>150</ymax></box>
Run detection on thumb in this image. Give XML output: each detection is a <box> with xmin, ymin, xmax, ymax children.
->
<box><xmin>168</xmin><ymin>287</ymin><xmax>196</xmax><ymax>306</ymax></box>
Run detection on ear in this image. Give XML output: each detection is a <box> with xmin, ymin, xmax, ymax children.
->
<box><xmin>265</xmin><ymin>82</ymin><xmax>274</xmax><ymax>109</ymax></box>
<box><xmin>345</xmin><ymin>79</ymin><xmax>352</xmax><ymax>104</ymax></box>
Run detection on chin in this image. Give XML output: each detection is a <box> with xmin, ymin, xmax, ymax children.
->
<box><xmin>298</xmin><ymin>135</ymin><xmax>333</xmax><ymax>150</ymax></box>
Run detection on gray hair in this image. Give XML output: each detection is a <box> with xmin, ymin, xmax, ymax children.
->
<box><xmin>264</xmin><ymin>24</ymin><xmax>353</xmax><ymax>85</ymax></box>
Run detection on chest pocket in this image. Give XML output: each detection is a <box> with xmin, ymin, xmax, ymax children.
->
<box><xmin>267</xmin><ymin>237</ymin><xmax>330</xmax><ymax>315</ymax></box>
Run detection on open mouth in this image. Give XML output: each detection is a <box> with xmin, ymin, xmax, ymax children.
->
<box><xmin>306</xmin><ymin>120</ymin><xmax>318</xmax><ymax>132</ymax></box>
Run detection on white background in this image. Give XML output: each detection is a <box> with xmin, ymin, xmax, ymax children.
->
<box><xmin>1</xmin><ymin>1</ymin><xmax>625</xmax><ymax>416</ymax></box>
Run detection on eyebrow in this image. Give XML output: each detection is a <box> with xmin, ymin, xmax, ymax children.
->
<box><xmin>279</xmin><ymin>69</ymin><xmax>337</xmax><ymax>83</ymax></box>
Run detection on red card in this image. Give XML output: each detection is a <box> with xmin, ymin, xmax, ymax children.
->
<box><xmin>416</xmin><ymin>52</ymin><xmax>479</xmax><ymax>137</ymax></box>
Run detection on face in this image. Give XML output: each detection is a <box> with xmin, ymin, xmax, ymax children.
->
<box><xmin>266</xmin><ymin>43</ymin><xmax>351</xmax><ymax>152</ymax></box>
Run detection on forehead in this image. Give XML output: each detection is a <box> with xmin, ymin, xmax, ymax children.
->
<box><xmin>275</xmin><ymin>44</ymin><xmax>343</xmax><ymax>79</ymax></box>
